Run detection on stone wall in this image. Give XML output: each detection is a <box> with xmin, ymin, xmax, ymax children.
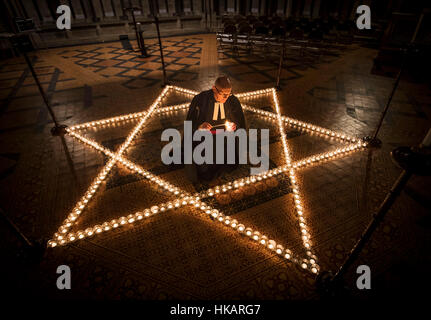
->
<box><xmin>1</xmin><ymin>0</ymin><xmax>401</xmax><ymax>49</ymax></box>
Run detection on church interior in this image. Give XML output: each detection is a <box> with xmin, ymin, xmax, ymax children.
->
<box><xmin>0</xmin><ymin>0</ymin><xmax>430</xmax><ymax>302</ymax></box>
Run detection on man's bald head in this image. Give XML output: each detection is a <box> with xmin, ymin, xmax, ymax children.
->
<box><xmin>212</xmin><ymin>76</ymin><xmax>232</xmax><ymax>103</ymax></box>
<box><xmin>215</xmin><ymin>76</ymin><xmax>232</xmax><ymax>90</ymax></box>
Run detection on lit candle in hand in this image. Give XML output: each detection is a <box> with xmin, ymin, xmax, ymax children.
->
<box><xmin>225</xmin><ymin>120</ymin><xmax>236</xmax><ymax>132</ymax></box>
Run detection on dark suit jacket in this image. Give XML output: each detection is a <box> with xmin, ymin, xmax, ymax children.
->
<box><xmin>185</xmin><ymin>89</ymin><xmax>247</xmax><ymax>132</ymax></box>
<box><xmin>183</xmin><ymin>89</ymin><xmax>247</xmax><ymax>182</ymax></box>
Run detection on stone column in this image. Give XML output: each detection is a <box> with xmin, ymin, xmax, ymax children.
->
<box><xmin>210</xmin><ymin>0</ymin><xmax>216</xmax><ymax>30</ymax></box>
<box><xmin>276</xmin><ymin>0</ymin><xmax>285</xmax><ymax>15</ymax></box>
<box><xmin>218</xmin><ymin>0</ymin><xmax>224</xmax><ymax>15</ymax></box>
<box><xmin>70</xmin><ymin>0</ymin><xmax>86</xmax><ymax>20</ymax></box>
<box><xmin>96</xmin><ymin>24</ymin><xmax>102</xmax><ymax>35</ymax></box>
<box><xmin>90</xmin><ymin>0</ymin><xmax>104</xmax><ymax>22</ymax></box>
<box><xmin>291</xmin><ymin>0</ymin><xmax>302</xmax><ymax>17</ymax></box>
<box><xmin>193</xmin><ymin>0</ymin><xmax>202</xmax><ymax>15</ymax></box>
<box><xmin>10</xmin><ymin>0</ymin><xmax>26</xmax><ymax>18</ymax></box>
<box><xmin>260</xmin><ymin>0</ymin><xmax>266</xmax><ymax>15</ymax></box>
<box><xmin>350</xmin><ymin>0</ymin><xmax>361</xmax><ymax>20</ymax></box>
<box><xmin>173</xmin><ymin>0</ymin><xmax>182</xmax><ymax>26</ymax></box>
<box><xmin>302</xmin><ymin>0</ymin><xmax>312</xmax><ymax>17</ymax></box>
<box><xmin>227</xmin><ymin>0</ymin><xmax>235</xmax><ymax>13</ymax></box>
<box><xmin>37</xmin><ymin>0</ymin><xmax>55</xmax><ymax>23</ymax></box>
<box><xmin>334</xmin><ymin>0</ymin><xmax>343</xmax><ymax>18</ymax></box>
<box><xmin>245</xmin><ymin>0</ymin><xmax>251</xmax><ymax>15</ymax></box>
<box><xmin>130</xmin><ymin>0</ymin><xmax>142</xmax><ymax>16</ymax></box>
<box><xmin>200</xmin><ymin>0</ymin><xmax>206</xmax><ymax>27</ymax></box>
<box><xmin>340</xmin><ymin>0</ymin><xmax>351</xmax><ymax>20</ymax></box>
<box><xmin>80</xmin><ymin>0</ymin><xmax>93</xmax><ymax>22</ymax></box>
<box><xmin>20</xmin><ymin>0</ymin><xmax>41</xmax><ymax>26</ymax></box>
<box><xmin>184</xmin><ymin>0</ymin><xmax>193</xmax><ymax>15</ymax></box>
<box><xmin>158</xmin><ymin>0</ymin><xmax>168</xmax><ymax>16</ymax></box>
<box><xmin>312</xmin><ymin>0</ymin><xmax>321</xmax><ymax>18</ymax></box>
<box><xmin>328</xmin><ymin>0</ymin><xmax>338</xmax><ymax>18</ymax></box>
<box><xmin>140</xmin><ymin>0</ymin><xmax>151</xmax><ymax>18</ymax></box>
<box><xmin>363</xmin><ymin>0</ymin><xmax>372</xmax><ymax>7</ymax></box>
<box><xmin>286</xmin><ymin>0</ymin><xmax>293</xmax><ymax>17</ymax></box>
<box><xmin>393</xmin><ymin>0</ymin><xmax>402</xmax><ymax>12</ymax></box>
<box><xmin>110</xmin><ymin>0</ymin><xmax>123</xmax><ymax>19</ymax></box>
<box><xmin>251</xmin><ymin>0</ymin><xmax>259</xmax><ymax>14</ymax></box>
<box><xmin>167</xmin><ymin>0</ymin><xmax>176</xmax><ymax>16</ymax></box>
<box><xmin>101</xmin><ymin>0</ymin><xmax>115</xmax><ymax>17</ymax></box>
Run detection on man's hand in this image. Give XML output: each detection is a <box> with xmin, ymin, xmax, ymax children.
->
<box><xmin>225</xmin><ymin>120</ymin><xmax>237</xmax><ymax>132</ymax></box>
<box><xmin>198</xmin><ymin>122</ymin><xmax>212</xmax><ymax>131</ymax></box>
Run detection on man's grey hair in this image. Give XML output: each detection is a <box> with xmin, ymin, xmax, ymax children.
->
<box><xmin>215</xmin><ymin>76</ymin><xmax>232</xmax><ymax>89</ymax></box>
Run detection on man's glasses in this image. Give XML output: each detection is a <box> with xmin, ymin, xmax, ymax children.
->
<box><xmin>215</xmin><ymin>86</ymin><xmax>232</xmax><ymax>98</ymax></box>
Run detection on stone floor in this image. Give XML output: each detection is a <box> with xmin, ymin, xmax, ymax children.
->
<box><xmin>0</xmin><ymin>33</ymin><xmax>430</xmax><ymax>300</ymax></box>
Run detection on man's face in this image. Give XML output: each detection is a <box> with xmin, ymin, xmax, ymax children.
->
<box><xmin>212</xmin><ymin>85</ymin><xmax>232</xmax><ymax>103</ymax></box>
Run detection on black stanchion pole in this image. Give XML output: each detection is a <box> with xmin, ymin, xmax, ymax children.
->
<box><xmin>0</xmin><ymin>206</ymin><xmax>46</xmax><ymax>262</ymax></box>
<box><xmin>131</xmin><ymin>10</ymin><xmax>142</xmax><ymax>53</ymax></box>
<box><xmin>209</xmin><ymin>0</ymin><xmax>213</xmax><ymax>31</ymax></box>
<box><xmin>20</xmin><ymin>48</ymin><xmax>68</xmax><ymax>136</ymax></box>
<box><xmin>137</xmin><ymin>22</ymin><xmax>149</xmax><ymax>57</ymax></box>
<box><xmin>371</xmin><ymin>64</ymin><xmax>402</xmax><ymax>142</ymax></box>
<box><xmin>275</xmin><ymin>41</ymin><xmax>285</xmax><ymax>91</ymax></box>
<box><xmin>14</xmin><ymin>36</ymin><xmax>80</xmax><ymax>191</ymax></box>
<box><xmin>203</xmin><ymin>0</ymin><xmax>208</xmax><ymax>31</ymax></box>
<box><xmin>317</xmin><ymin>129</ymin><xmax>431</xmax><ymax>296</ymax></box>
<box><xmin>124</xmin><ymin>7</ymin><xmax>149</xmax><ymax>57</ymax></box>
<box><xmin>363</xmin><ymin>59</ymin><xmax>404</xmax><ymax>148</ymax></box>
<box><xmin>319</xmin><ymin>12</ymin><xmax>428</xmax><ymax>295</ymax></box>
<box><xmin>22</xmin><ymin>50</ymin><xmax>62</xmax><ymax>131</ymax></box>
<box><xmin>18</xmin><ymin>44</ymin><xmax>81</xmax><ymax>195</ymax></box>
<box><xmin>0</xmin><ymin>42</ymin><xmax>51</xmax><ymax>257</ymax></box>
<box><xmin>59</xmin><ymin>134</ymin><xmax>82</xmax><ymax>190</ymax></box>
<box><xmin>0</xmin><ymin>207</ymin><xmax>33</xmax><ymax>248</ymax></box>
<box><xmin>331</xmin><ymin>169</ymin><xmax>412</xmax><ymax>283</ymax></box>
<box><xmin>154</xmin><ymin>15</ymin><xmax>168</xmax><ymax>87</ymax></box>
<box><xmin>363</xmin><ymin>12</ymin><xmax>424</xmax><ymax>148</ymax></box>
<box><xmin>3</xmin><ymin>28</ymin><xmax>80</xmax><ymax>258</ymax></box>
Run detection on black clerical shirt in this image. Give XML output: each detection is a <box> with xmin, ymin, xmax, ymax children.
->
<box><xmin>186</xmin><ymin>89</ymin><xmax>246</xmax><ymax>132</ymax></box>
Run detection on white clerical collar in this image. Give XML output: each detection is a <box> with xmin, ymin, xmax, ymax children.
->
<box><xmin>212</xmin><ymin>101</ymin><xmax>225</xmax><ymax>120</ymax></box>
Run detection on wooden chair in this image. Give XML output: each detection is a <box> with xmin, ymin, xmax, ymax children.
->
<box><xmin>271</xmin><ymin>25</ymin><xmax>286</xmax><ymax>38</ymax></box>
<box><xmin>286</xmin><ymin>28</ymin><xmax>305</xmax><ymax>58</ymax></box>
<box><xmin>217</xmin><ymin>32</ymin><xmax>236</xmax><ymax>56</ymax></box>
<box><xmin>224</xmin><ymin>24</ymin><xmax>237</xmax><ymax>34</ymax></box>
<box><xmin>258</xmin><ymin>16</ymin><xmax>270</xmax><ymax>25</ymax></box>
<box><xmin>238</xmin><ymin>21</ymin><xmax>251</xmax><ymax>30</ymax></box>
<box><xmin>238</xmin><ymin>24</ymin><xmax>253</xmax><ymax>35</ymax></box>
<box><xmin>289</xmin><ymin>27</ymin><xmax>304</xmax><ymax>40</ymax></box>
<box><xmin>255</xmin><ymin>25</ymin><xmax>269</xmax><ymax>35</ymax></box>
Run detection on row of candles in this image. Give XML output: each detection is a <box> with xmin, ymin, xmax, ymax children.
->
<box><xmin>48</xmin><ymin>86</ymin><xmax>366</xmax><ymax>275</ymax></box>
<box><xmin>69</xmin><ymin>106</ymin><xmax>357</xmax><ymax>146</ymax></box>
<box><xmin>50</xmin><ymin>86</ymin><xmax>171</xmax><ymax>241</ymax></box>
<box><xmin>269</xmin><ymin>88</ymin><xmax>318</xmax><ymax>269</ymax></box>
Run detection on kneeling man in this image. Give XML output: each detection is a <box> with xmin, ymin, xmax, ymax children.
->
<box><xmin>185</xmin><ymin>76</ymin><xmax>246</xmax><ymax>182</ymax></box>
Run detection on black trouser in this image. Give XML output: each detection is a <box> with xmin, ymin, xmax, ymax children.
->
<box><xmin>183</xmin><ymin>132</ymin><xmax>241</xmax><ymax>183</ymax></box>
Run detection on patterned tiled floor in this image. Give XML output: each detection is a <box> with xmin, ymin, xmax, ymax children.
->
<box><xmin>59</xmin><ymin>37</ymin><xmax>202</xmax><ymax>88</ymax></box>
<box><xmin>0</xmin><ymin>33</ymin><xmax>430</xmax><ymax>300</ymax></box>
